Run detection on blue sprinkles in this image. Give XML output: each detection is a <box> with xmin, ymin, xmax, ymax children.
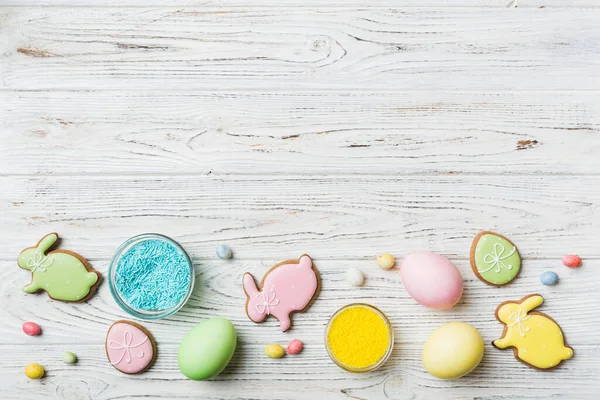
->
<box><xmin>115</xmin><ymin>239</ymin><xmax>191</xmax><ymax>311</ymax></box>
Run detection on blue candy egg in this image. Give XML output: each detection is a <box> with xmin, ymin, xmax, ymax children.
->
<box><xmin>540</xmin><ymin>271</ymin><xmax>559</xmax><ymax>286</ymax></box>
<box><xmin>216</xmin><ymin>244</ymin><xmax>232</xmax><ymax>259</ymax></box>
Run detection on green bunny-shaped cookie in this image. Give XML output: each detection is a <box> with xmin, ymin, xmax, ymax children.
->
<box><xmin>18</xmin><ymin>233</ymin><xmax>101</xmax><ymax>302</ymax></box>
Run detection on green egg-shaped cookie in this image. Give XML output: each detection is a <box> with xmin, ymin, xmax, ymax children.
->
<box><xmin>470</xmin><ymin>232</ymin><xmax>521</xmax><ymax>286</ymax></box>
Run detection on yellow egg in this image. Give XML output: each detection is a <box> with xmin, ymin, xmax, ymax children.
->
<box><xmin>264</xmin><ymin>344</ymin><xmax>285</xmax><ymax>359</ymax></box>
<box><xmin>422</xmin><ymin>322</ymin><xmax>484</xmax><ymax>379</ymax></box>
<box><xmin>376</xmin><ymin>253</ymin><xmax>395</xmax><ymax>270</ymax></box>
<box><xmin>24</xmin><ymin>363</ymin><xmax>45</xmax><ymax>379</ymax></box>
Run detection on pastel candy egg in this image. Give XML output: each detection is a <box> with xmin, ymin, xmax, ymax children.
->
<box><xmin>400</xmin><ymin>252</ymin><xmax>463</xmax><ymax>309</ymax></box>
<box><xmin>62</xmin><ymin>352</ymin><xmax>77</xmax><ymax>364</ymax></box>
<box><xmin>216</xmin><ymin>244</ymin><xmax>232</xmax><ymax>259</ymax></box>
<box><xmin>541</xmin><ymin>271</ymin><xmax>559</xmax><ymax>286</ymax></box>
<box><xmin>265</xmin><ymin>344</ymin><xmax>285</xmax><ymax>358</ymax></box>
<box><xmin>22</xmin><ymin>321</ymin><xmax>41</xmax><ymax>336</ymax></box>
<box><xmin>562</xmin><ymin>255</ymin><xmax>581</xmax><ymax>268</ymax></box>
<box><xmin>287</xmin><ymin>339</ymin><xmax>303</xmax><ymax>355</ymax></box>
<box><xmin>377</xmin><ymin>253</ymin><xmax>395</xmax><ymax>270</ymax></box>
<box><xmin>24</xmin><ymin>363</ymin><xmax>44</xmax><ymax>379</ymax></box>
<box><xmin>346</xmin><ymin>267</ymin><xmax>364</xmax><ymax>286</ymax></box>
<box><xmin>422</xmin><ymin>322</ymin><xmax>484</xmax><ymax>379</ymax></box>
<box><xmin>178</xmin><ymin>318</ymin><xmax>237</xmax><ymax>380</ymax></box>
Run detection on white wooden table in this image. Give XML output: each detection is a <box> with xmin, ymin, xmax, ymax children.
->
<box><xmin>1</xmin><ymin>1</ymin><xmax>599</xmax><ymax>399</ymax></box>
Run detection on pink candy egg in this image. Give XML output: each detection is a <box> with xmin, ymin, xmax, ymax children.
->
<box><xmin>562</xmin><ymin>255</ymin><xmax>582</xmax><ymax>268</ymax></box>
<box><xmin>400</xmin><ymin>252</ymin><xmax>463</xmax><ymax>309</ymax></box>
<box><xmin>22</xmin><ymin>322</ymin><xmax>41</xmax><ymax>336</ymax></box>
<box><xmin>287</xmin><ymin>339</ymin><xmax>303</xmax><ymax>355</ymax></box>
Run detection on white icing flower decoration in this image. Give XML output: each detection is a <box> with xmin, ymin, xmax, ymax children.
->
<box><xmin>108</xmin><ymin>330</ymin><xmax>148</xmax><ymax>365</ymax></box>
<box><xmin>27</xmin><ymin>253</ymin><xmax>54</xmax><ymax>273</ymax></box>
<box><xmin>480</xmin><ymin>242</ymin><xmax>516</xmax><ymax>274</ymax></box>
<box><xmin>507</xmin><ymin>308</ymin><xmax>531</xmax><ymax>337</ymax></box>
<box><xmin>255</xmin><ymin>290</ymin><xmax>280</xmax><ymax>315</ymax></box>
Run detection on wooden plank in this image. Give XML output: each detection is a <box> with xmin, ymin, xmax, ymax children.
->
<box><xmin>1</xmin><ymin>175</ymin><xmax>598</xmax><ymax>259</ymax></box>
<box><xmin>1</xmin><ymin>258</ymin><xmax>596</xmax><ymax>344</ymax></box>
<box><xmin>2</xmin><ymin>90</ymin><xmax>599</xmax><ymax>176</ymax></box>
<box><xmin>4</xmin><ymin>1</ymin><xmax>600</xmax><ymax>8</ymax></box>
<box><xmin>1</xmin><ymin>258</ymin><xmax>597</xmax><ymax>399</ymax></box>
<box><xmin>2</xmin><ymin>8</ymin><xmax>600</xmax><ymax>90</ymax></box>
<box><xmin>0</xmin><ymin>343</ymin><xmax>598</xmax><ymax>400</ymax></box>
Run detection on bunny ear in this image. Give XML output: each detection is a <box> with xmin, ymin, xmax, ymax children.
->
<box><xmin>242</xmin><ymin>273</ymin><xmax>260</xmax><ymax>297</ymax></box>
<box><xmin>521</xmin><ymin>294</ymin><xmax>544</xmax><ymax>312</ymax></box>
<box><xmin>298</xmin><ymin>255</ymin><xmax>313</xmax><ymax>269</ymax></box>
<box><xmin>37</xmin><ymin>233</ymin><xmax>58</xmax><ymax>253</ymax></box>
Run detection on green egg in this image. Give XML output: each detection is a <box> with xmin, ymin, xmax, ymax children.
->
<box><xmin>178</xmin><ymin>318</ymin><xmax>237</xmax><ymax>380</ymax></box>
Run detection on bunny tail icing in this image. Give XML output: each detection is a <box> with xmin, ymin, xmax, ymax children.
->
<box><xmin>87</xmin><ymin>271</ymin><xmax>99</xmax><ymax>285</ymax></box>
<box><xmin>564</xmin><ymin>347</ymin><xmax>574</xmax><ymax>359</ymax></box>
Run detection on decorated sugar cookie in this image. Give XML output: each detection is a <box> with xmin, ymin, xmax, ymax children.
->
<box><xmin>493</xmin><ymin>294</ymin><xmax>573</xmax><ymax>370</ymax></box>
<box><xmin>17</xmin><ymin>233</ymin><xmax>101</xmax><ymax>302</ymax></box>
<box><xmin>106</xmin><ymin>320</ymin><xmax>157</xmax><ymax>374</ymax></box>
<box><xmin>470</xmin><ymin>231</ymin><xmax>521</xmax><ymax>286</ymax></box>
<box><xmin>243</xmin><ymin>254</ymin><xmax>319</xmax><ymax>332</ymax></box>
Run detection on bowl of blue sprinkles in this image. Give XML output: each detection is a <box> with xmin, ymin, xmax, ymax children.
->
<box><xmin>108</xmin><ymin>233</ymin><xmax>195</xmax><ymax>320</ymax></box>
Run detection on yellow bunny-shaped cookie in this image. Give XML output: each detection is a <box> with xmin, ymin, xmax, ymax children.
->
<box><xmin>493</xmin><ymin>294</ymin><xmax>573</xmax><ymax>370</ymax></box>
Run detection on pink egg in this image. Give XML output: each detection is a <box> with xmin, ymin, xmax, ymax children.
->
<box><xmin>287</xmin><ymin>339</ymin><xmax>303</xmax><ymax>355</ymax></box>
<box><xmin>562</xmin><ymin>255</ymin><xmax>582</xmax><ymax>268</ymax></box>
<box><xmin>400</xmin><ymin>252</ymin><xmax>463</xmax><ymax>309</ymax></box>
<box><xmin>22</xmin><ymin>321</ymin><xmax>42</xmax><ymax>336</ymax></box>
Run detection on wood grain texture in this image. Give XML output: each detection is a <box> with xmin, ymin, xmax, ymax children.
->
<box><xmin>2</xmin><ymin>2</ymin><xmax>600</xmax><ymax>399</ymax></box>
<box><xmin>1</xmin><ymin>258</ymin><xmax>598</xmax><ymax>399</ymax></box>
<box><xmin>1</xmin><ymin>343</ymin><xmax>597</xmax><ymax>400</ymax></box>
<box><xmin>2</xmin><ymin>7</ymin><xmax>600</xmax><ymax>90</ymax></box>
<box><xmin>2</xmin><ymin>90</ymin><xmax>599</xmax><ymax>176</ymax></box>
<box><xmin>1</xmin><ymin>175</ymin><xmax>599</xmax><ymax>259</ymax></box>
<box><xmin>5</xmin><ymin>1</ymin><xmax>600</xmax><ymax>8</ymax></box>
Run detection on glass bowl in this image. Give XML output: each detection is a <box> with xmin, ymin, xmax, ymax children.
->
<box><xmin>325</xmin><ymin>303</ymin><xmax>394</xmax><ymax>372</ymax></box>
<box><xmin>108</xmin><ymin>233</ymin><xmax>195</xmax><ymax>320</ymax></box>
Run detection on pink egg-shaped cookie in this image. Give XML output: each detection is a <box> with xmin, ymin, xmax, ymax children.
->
<box><xmin>400</xmin><ymin>251</ymin><xmax>463</xmax><ymax>309</ymax></box>
<box><xmin>106</xmin><ymin>320</ymin><xmax>156</xmax><ymax>374</ymax></box>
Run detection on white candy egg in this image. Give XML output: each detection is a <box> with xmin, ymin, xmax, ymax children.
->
<box><xmin>346</xmin><ymin>267</ymin><xmax>364</xmax><ymax>286</ymax></box>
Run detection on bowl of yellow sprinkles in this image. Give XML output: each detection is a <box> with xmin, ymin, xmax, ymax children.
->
<box><xmin>325</xmin><ymin>303</ymin><xmax>394</xmax><ymax>372</ymax></box>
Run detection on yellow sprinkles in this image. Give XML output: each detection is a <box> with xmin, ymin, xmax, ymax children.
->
<box><xmin>327</xmin><ymin>304</ymin><xmax>391</xmax><ymax>369</ymax></box>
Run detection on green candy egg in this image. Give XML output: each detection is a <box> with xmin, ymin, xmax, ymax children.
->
<box><xmin>62</xmin><ymin>351</ymin><xmax>77</xmax><ymax>364</ymax></box>
<box><xmin>178</xmin><ymin>318</ymin><xmax>237</xmax><ymax>380</ymax></box>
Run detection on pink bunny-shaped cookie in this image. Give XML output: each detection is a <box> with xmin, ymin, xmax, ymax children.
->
<box><xmin>243</xmin><ymin>255</ymin><xmax>319</xmax><ymax>332</ymax></box>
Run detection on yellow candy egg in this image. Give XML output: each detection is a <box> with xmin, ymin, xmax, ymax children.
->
<box><xmin>377</xmin><ymin>253</ymin><xmax>395</xmax><ymax>270</ymax></box>
<box><xmin>25</xmin><ymin>363</ymin><xmax>45</xmax><ymax>379</ymax></box>
<box><xmin>422</xmin><ymin>322</ymin><xmax>484</xmax><ymax>379</ymax></box>
<box><xmin>264</xmin><ymin>344</ymin><xmax>285</xmax><ymax>359</ymax></box>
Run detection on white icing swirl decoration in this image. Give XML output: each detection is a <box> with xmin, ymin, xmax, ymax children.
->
<box><xmin>255</xmin><ymin>291</ymin><xmax>280</xmax><ymax>315</ymax></box>
<box><xmin>27</xmin><ymin>253</ymin><xmax>54</xmax><ymax>273</ymax></box>
<box><xmin>480</xmin><ymin>242</ymin><xmax>516</xmax><ymax>274</ymax></box>
<box><xmin>508</xmin><ymin>309</ymin><xmax>531</xmax><ymax>337</ymax></box>
<box><xmin>108</xmin><ymin>330</ymin><xmax>148</xmax><ymax>365</ymax></box>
